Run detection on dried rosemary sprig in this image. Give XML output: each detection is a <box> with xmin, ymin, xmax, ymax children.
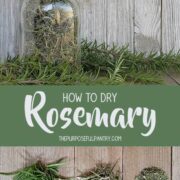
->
<box><xmin>0</xmin><ymin>158</ymin><xmax>67</xmax><ymax>180</ymax></box>
<box><xmin>77</xmin><ymin>162</ymin><xmax>120</xmax><ymax>180</ymax></box>
<box><xmin>24</xmin><ymin>0</ymin><xmax>75</xmax><ymax>62</ymax></box>
<box><xmin>135</xmin><ymin>167</ymin><xmax>169</xmax><ymax>180</ymax></box>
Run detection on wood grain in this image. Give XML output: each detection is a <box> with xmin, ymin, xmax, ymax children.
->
<box><xmin>2</xmin><ymin>0</ymin><xmax>180</xmax><ymax>59</ymax></box>
<box><xmin>0</xmin><ymin>147</ymin><xmax>26</xmax><ymax>180</ymax></box>
<box><xmin>101</xmin><ymin>147</ymin><xmax>123</xmax><ymax>179</ymax></box>
<box><xmin>123</xmin><ymin>147</ymin><xmax>171</xmax><ymax>180</ymax></box>
<box><xmin>74</xmin><ymin>147</ymin><xmax>102</xmax><ymax>176</ymax></box>
<box><xmin>106</xmin><ymin>0</ymin><xmax>134</xmax><ymax>50</ymax></box>
<box><xmin>77</xmin><ymin>0</ymin><xmax>107</xmax><ymax>44</ymax></box>
<box><xmin>0</xmin><ymin>0</ymin><xmax>22</xmax><ymax>62</ymax></box>
<box><xmin>162</xmin><ymin>0</ymin><xmax>180</xmax><ymax>52</ymax></box>
<box><xmin>75</xmin><ymin>147</ymin><xmax>122</xmax><ymax>178</ymax></box>
<box><xmin>172</xmin><ymin>147</ymin><xmax>180</xmax><ymax>180</ymax></box>
<box><xmin>134</xmin><ymin>0</ymin><xmax>161</xmax><ymax>53</ymax></box>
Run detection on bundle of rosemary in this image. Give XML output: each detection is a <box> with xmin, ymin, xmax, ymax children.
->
<box><xmin>81</xmin><ymin>40</ymin><xmax>180</xmax><ymax>84</ymax></box>
<box><xmin>135</xmin><ymin>167</ymin><xmax>169</xmax><ymax>180</ymax></box>
<box><xmin>0</xmin><ymin>40</ymin><xmax>180</xmax><ymax>85</ymax></box>
<box><xmin>0</xmin><ymin>158</ymin><xmax>66</xmax><ymax>180</ymax></box>
<box><xmin>77</xmin><ymin>163</ymin><xmax>120</xmax><ymax>180</ymax></box>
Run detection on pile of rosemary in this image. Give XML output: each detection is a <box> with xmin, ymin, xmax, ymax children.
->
<box><xmin>1</xmin><ymin>40</ymin><xmax>180</xmax><ymax>85</ymax></box>
<box><xmin>135</xmin><ymin>167</ymin><xmax>169</xmax><ymax>180</ymax></box>
<box><xmin>24</xmin><ymin>0</ymin><xmax>75</xmax><ymax>61</ymax></box>
<box><xmin>77</xmin><ymin>163</ymin><xmax>120</xmax><ymax>180</ymax></box>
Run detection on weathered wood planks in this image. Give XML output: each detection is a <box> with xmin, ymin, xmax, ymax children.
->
<box><xmin>75</xmin><ymin>147</ymin><xmax>122</xmax><ymax>178</ymax></box>
<box><xmin>77</xmin><ymin>0</ymin><xmax>107</xmax><ymax>43</ymax></box>
<box><xmin>0</xmin><ymin>147</ymin><xmax>173</xmax><ymax>179</ymax></box>
<box><xmin>134</xmin><ymin>0</ymin><xmax>161</xmax><ymax>53</ymax></box>
<box><xmin>1</xmin><ymin>0</ymin><xmax>180</xmax><ymax>60</ymax></box>
<box><xmin>74</xmin><ymin>147</ymin><xmax>102</xmax><ymax>176</ymax></box>
<box><xmin>0</xmin><ymin>0</ymin><xmax>23</xmax><ymax>62</ymax></box>
<box><xmin>173</xmin><ymin>147</ymin><xmax>180</xmax><ymax>180</ymax></box>
<box><xmin>123</xmin><ymin>147</ymin><xmax>171</xmax><ymax>180</ymax></box>
<box><xmin>106</xmin><ymin>0</ymin><xmax>134</xmax><ymax>49</ymax></box>
<box><xmin>162</xmin><ymin>0</ymin><xmax>180</xmax><ymax>52</ymax></box>
<box><xmin>0</xmin><ymin>147</ymin><xmax>26</xmax><ymax>180</ymax></box>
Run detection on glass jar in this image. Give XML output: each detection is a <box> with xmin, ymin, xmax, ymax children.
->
<box><xmin>23</xmin><ymin>0</ymin><xmax>76</xmax><ymax>62</ymax></box>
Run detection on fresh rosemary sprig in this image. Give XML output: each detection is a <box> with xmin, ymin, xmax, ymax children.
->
<box><xmin>1</xmin><ymin>40</ymin><xmax>180</xmax><ymax>85</ymax></box>
<box><xmin>0</xmin><ymin>158</ymin><xmax>67</xmax><ymax>180</ymax></box>
<box><xmin>81</xmin><ymin>40</ymin><xmax>180</xmax><ymax>73</ymax></box>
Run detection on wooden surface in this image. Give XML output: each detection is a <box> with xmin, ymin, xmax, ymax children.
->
<box><xmin>106</xmin><ymin>0</ymin><xmax>134</xmax><ymax>49</ymax></box>
<box><xmin>2</xmin><ymin>147</ymin><xmax>180</xmax><ymax>179</ymax></box>
<box><xmin>173</xmin><ymin>148</ymin><xmax>180</xmax><ymax>180</ymax></box>
<box><xmin>0</xmin><ymin>0</ymin><xmax>22</xmax><ymax>61</ymax></box>
<box><xmin>0</xmin><ymin>146</ymin><xmax>177</xmax><ymax>179</ymax></box>
<box><xmin>1</xmin><ymin>0</ymin><xmax>180</xmax><ymax>60</ymax></box>
<box><xmin>134</xmin><ymin>0</ymin><xmax>161</xmax><ymax>53</ymax></box>
<box><xmin>123</xmin><ymin>147</ymin><xmax>171</xmax><ymax>179</ymax></box>
<box><xmin>162</xmin><ymin>0</ymin><xmax>180</xmax><ymax>52</ymax></box>
<box><xmin>75</xmin><ymin>147</ymin><xmax>122</xmax><ymax>178</ymax></box>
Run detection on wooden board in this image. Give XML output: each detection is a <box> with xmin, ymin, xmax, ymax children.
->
<box><xmin>0</xmin><ymin>147</ymin><xmax>26</xmax><ymax>180</ymax></box>
<box><xmin>0</xmin><ymin>147</ymin><xmax>177</xmax><ymax>179</ymax></box>
<box><xmin>172</xmin><ymin>147</ymin><xmax>180</xmax><ymax>180</ymax></box>
<box><xmin>100</xmin><ymin>147</ymin><xmax>123</xmax><ymax>179</ymax></box>
<box><xmin>123</xmin><ymin>147</ymin><xmax>171</xmax><ymax>180</ymax></box>
<box><xmin>162</xmin><ymin>0</ymin><xmax>180</xmax><ymax>52</ymax></box>
<box><xmin>75</xmin><ymin>147</ymin><xmax>122</xmax><ymax>178</ymax></box>
<box><xmin>77</xmin><ymin>0</ymin><xmax>107</xmax><ymax>43</ymax></box>
<box><xmin>106</xmin><ymin>0</ymin><xmax>134</xmax><ymax>49</ymax></box>
<box><xmin>74</xmin><ymin>147</ymin><xmax>102</xmax><ymax>176</ymax></box>
<box><xmin>162</xmin><ymin>15</ymin><xmax>180</xmax><ymax>86</ymax></box>
<box><xmin>134</xmin><ymin>0</ymin><xmax>161</xmax><ymax>53</ymax></box>
<box><xmin>2</xmin><ymin>0</ymin><xmax>180</xmax><ymax>59</ymax></box>
<box><xmin>0</xmin><ymin>0</ymin><xmax>22</xmax><ymax>62</ymax></box>
<box><xmin>0</xmin><ymin>147</ymin><xmax>75</xmax><ymax>178</ymax></box>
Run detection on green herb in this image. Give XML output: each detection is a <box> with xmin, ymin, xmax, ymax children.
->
<box><xmin>25</xmin><ymin>0</ymin><xmax>76</xmax><ymax>62</ymax></box>
<box><xmin>0</xmin><ymin>158</ymin><xmax>67</xmax><ymax>180</ymax></box>
<box><xmin>81</xmin><ymin>40</ymin><xmax>180</xmax><ymax>84</ymax></box>
<box><xmin>77</xmin><ymin>162</ymin><xmax>120</xmax><ymax>180</ymax></box>
<box><xmin>135</xmin><ymin>167</ymin><xmax>169</xmax><ymax>180</ymax></box>
<box><xmin>1</xmin><ymin>40</ymin><xmax>180</xmax><ymax>85</ymax></box>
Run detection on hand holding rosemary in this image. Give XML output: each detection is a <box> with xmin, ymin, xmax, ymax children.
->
<box><xmin>1</xmin><ymin>40</ymin><xmax>180</xmax><ymax>85</ymax></box>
